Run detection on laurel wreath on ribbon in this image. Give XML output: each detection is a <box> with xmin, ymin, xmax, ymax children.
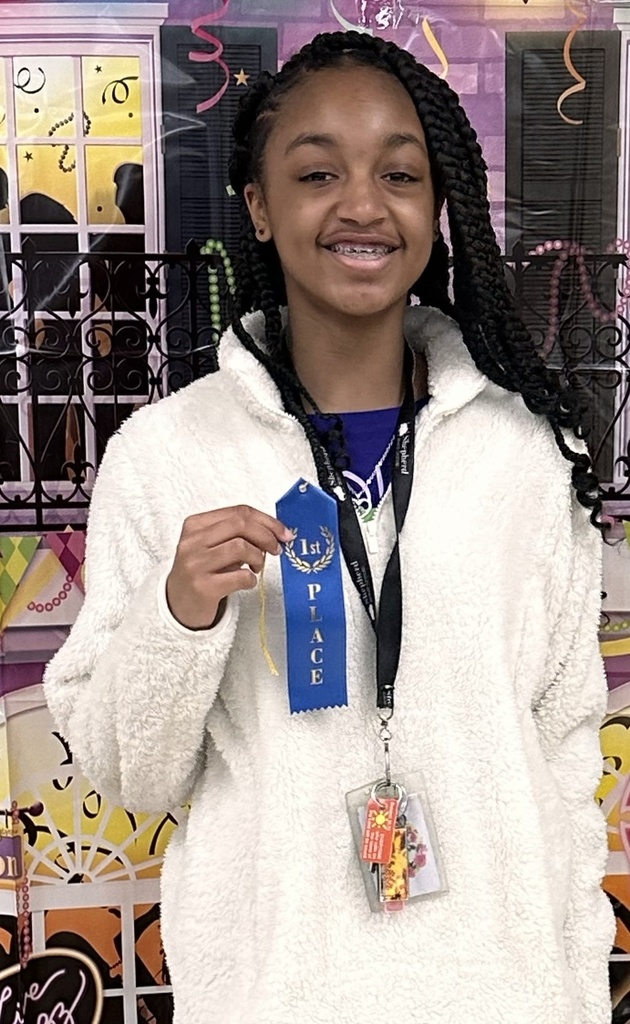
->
<box><xmin>285</xmin><ymin>526</ymin><xmax>335</xmax><ymax>575</ymax></box>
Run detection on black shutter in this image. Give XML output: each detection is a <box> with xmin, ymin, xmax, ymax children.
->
<box><xmin>505</xmin><ymin>31</ymin><xmax>621</xmax><ymax>483</ymax></box>
<box><xmin>160</xmin><ymin>26</ymin><xmax>277</xmax><ymax>382</ymax></box>
<box><xmin>506</xmin><ymin>30</ymin><xmax>620</xmax><ymax>251</ymax></box>
<box><xmin>161</xmin><ymin>25</ymin><xmax>277</xmax><ymax>252</ymax></box>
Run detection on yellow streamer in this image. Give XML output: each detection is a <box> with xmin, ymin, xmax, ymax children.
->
<box><xmin>422</xmin><ymin>19</ymin><xmax>448</xmax><ymax>80</ymax></box>
<box><xmin>259</xmin><ymin>557</ymin><xmax>279</xmax><ymax>677</ymax></box>
<box><xmin>557</xmin><ymin>20</ymin><xmax>587</xmax><ymax>126</ymax></box>
<box><xmin>600</xmin><ymin>636</ymin><xmax>630</xmax><ymax>658</ymax></box>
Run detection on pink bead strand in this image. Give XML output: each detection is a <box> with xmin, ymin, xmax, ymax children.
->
<box><xmin>529</xmin><ymin>238</ymin><xmax>630</xmax><ymax>349</ymax></box>
<box><xmin>12</xmin><ymin>800</ymin><xmax>31</xmax><ymax>968</ymax></box>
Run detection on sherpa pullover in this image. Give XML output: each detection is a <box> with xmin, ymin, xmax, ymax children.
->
<box><xmin>44</xmin><ymin>306</ymin><xmax>614</xmax><ymax>1024</ymax></box>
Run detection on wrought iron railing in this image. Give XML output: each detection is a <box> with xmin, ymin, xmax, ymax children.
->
<box><xmin>506</xmin><ymin>241</ymin><xmax>630</xmax><ymax>501</ymax></box>
<box><xmin>0</xmin><ymin>238</ymin><xmax>628</xmax><ymax>529</ymax></box>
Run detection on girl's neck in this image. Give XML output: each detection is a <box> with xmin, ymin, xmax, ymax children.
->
<box><xmin>286</xmin><ymin>306</ymin><xmax>427</xmax><ymax>414</ymax></box>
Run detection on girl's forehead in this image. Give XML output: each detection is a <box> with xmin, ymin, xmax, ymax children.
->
<box><xmin>269</xmin><ymin>65</ymin><xmax>425</xmax><ymax>141</ymax></box>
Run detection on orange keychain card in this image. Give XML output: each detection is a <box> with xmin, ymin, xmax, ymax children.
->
<box><xmin>379</xmin><ymin>826</ymin><xmax>410</xmax><ymax>906</ymax></box>
<box><xmin>360</xmin><ymin>796</ymin><xmax>399</xmax><ymax>865</ymax></box>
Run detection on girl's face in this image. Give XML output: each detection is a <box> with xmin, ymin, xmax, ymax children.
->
<box><xmin>245</xmin><ymin>65</ymin><xmax>438</xmax><ymax>325</ymax></box>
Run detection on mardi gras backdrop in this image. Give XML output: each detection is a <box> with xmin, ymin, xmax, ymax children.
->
<box><xmin>1</xmin><ymin>0</ymin><xmax>630</xmax><ymax>1020</ymax></box>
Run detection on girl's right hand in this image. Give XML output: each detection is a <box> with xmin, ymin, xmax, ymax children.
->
<box><xmin>165</xmin><ymin>505</ymin><xmax>293</xmax><ymax>631</ymax></box>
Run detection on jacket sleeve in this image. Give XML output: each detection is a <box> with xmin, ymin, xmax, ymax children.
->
<box><xmin>532</xmin><ymin>490</ymin><xmax>615</xmax><ymax>1024</ymax></box>
<box><xmin>43</xmin><ymin>425</ymin><xmax>239</xmax><ymax>814</ymax></box>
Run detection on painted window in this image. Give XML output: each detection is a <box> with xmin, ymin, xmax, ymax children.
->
<box><xmin>0</xmin><ymin>9</ymin><xmax>165</xmax><ymax>526</ymax></box>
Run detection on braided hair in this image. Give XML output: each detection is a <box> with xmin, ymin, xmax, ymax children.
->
<box><xmin>228</xmin><ymin>30</ymin><xmax>606</xmax><ymax>535</ymax></box>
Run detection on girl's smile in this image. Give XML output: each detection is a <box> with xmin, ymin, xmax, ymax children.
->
<box><xmin>322</xmin><ymin>237</ymin><xmax>401</xmax><ymax>271</ymax></box>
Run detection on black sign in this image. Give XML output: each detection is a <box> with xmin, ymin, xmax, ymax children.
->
<box><xmin>0</xmin><ymin>948</ymin><xmax>102</xmax><ymax>1024</ymax></box>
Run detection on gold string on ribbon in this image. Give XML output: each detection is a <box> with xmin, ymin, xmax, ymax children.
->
<box><xmin>557</xmin><ymin>3</ymin><xmax>588</xmax><ymax>127</ymax></box>
<box><xmin>259</xmin><ymin>556</ymin><xmax>279</xmax><ymax>677</ymax></box>
<box><xmin>422</xmin><ymin>18</ymin><xmax>449</xmax><ymax>80</ymax></box>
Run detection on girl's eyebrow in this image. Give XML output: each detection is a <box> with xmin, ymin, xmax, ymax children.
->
<box><xmin>284</xmin><ymin>130</ymin><xmax>428</xmax><ymax>157</ymax></box>
<box><xmin>384</xmin><ymin>131</ymin><xmax>428</xmax><ymax>157</ymax></box>
<box><xmin>284</xmin><ymin>132</ymin><xmax>337</xmax><ymax>156</ymax></box>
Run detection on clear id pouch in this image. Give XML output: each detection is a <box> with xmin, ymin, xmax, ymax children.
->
<box><xmin>346</xmin><ymin>770</ymin><xmax>449</xmax><ymax>914</ymax></box>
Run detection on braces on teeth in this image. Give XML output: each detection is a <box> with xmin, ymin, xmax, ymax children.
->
<box><xmin>329</xmin><ymin>244</ymin><xmax>396</xmax><ymax>255</ymax></box>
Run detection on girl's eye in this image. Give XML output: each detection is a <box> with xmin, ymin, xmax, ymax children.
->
<box><xmin>299</xmin><ymin>171</ymin><xmax>336</xmax><ymax>183</ymax></box>
<box><xmin>384</xmin><ymin>172</ymin><xmax>420</xmax><ymax>184</ymax></box>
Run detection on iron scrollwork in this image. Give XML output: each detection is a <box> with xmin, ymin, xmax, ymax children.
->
<box><xmin>0</xmin><ymin>239</ymin><xmax>628</xmax><ymax>528</ymax></box>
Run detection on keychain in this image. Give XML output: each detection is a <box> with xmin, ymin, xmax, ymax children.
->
<box><xmin>363</xmin><ymin>779</ymin><xmax>410</xmax><ymax>911</ymax></box>
<box><xmin>359</xmin><ymin>713</ymin><xmax>412</xmax><ymax>911</ymax></box>
<box><xmin>347</xmin><ymin>711</ymin><xmax>448</xmax><ymax>914</ymax></box>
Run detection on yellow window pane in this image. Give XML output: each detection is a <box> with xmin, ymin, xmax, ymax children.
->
<box><xmin>0</xmin><ymin>59</ymin><xmax>7</xmax><ymax>141</ymax></box>
<box><xmin>18</xmin><ymin>146</ymin><xmax>77</xmax><ymax>223</ymax></box>
<box><xmin>14</xmin><ymin>57</ymin><xmax>76</xmax><ymax>139</ymax></box>
<box><xmin>82</xmin><ymin>57</ymin><xmax>141</xmax><ymax>139</ymax></box>
<box><xmin>86</xmin><ymin>146</ymin><xmax>143</xmax><ymax>224</ymax></box>
<box><xmin>0</xmin><ymin>147</ymin><xmax>8</xmax><ymax>223</ymax></box>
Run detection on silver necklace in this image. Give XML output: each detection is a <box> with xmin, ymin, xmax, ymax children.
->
<box><xmin>365</xmin><ymin>431</ymin><xmax>396</xmax><ymax>488</ymax></box>
<box><xmin>344</xmin><ymin>429</ymin><xmax>396</xmax><ymax>524</ymax></box>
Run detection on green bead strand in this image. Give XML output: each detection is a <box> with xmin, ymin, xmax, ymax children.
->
<box><xmin>601</xmin><ymin>618</ymin><xmax>630</xmax><ymax>633</ymax></box>
<box><xmin>200</xmin><ymin>237</ymin><xmax>236</xmax><ymax>340</ymax></box>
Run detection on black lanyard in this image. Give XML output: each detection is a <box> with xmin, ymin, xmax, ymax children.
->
<box><xmin>306</xmin><ymin>347</ymin><xmax>416</xmax><ymax>713</ymax></box>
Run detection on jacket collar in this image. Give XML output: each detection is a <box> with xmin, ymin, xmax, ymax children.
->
<box><xmin>218</xmin><ymin>305</ymin><xmax>489</xmax><ymax>426</ymax></box>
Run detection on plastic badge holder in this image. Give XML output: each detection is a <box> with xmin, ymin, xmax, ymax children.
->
<box><xmin>346</xmin><ymin>770</ymin><xmax>449</xmax><ymax>914</ymax></box>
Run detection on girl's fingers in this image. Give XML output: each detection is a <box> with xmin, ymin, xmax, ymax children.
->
<box><xmin>182</xmin><ymin>506</ymin><xmax>292</xmax><ymax>549</ymax></box>
<box><xmin>210</xmin><ymin>566</ymin><xmax>259</xmax><ymax>599</ymax></box>
<box><xmin>204</xmin><ymin>538</ymin><xmax>266</xmax><ymax>576</ymax></box>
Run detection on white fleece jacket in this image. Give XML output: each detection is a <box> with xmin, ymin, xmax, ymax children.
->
<box><xmin>44</xmin><ymin>306</ymin><xmax>614</xmax><ymax>1024</ymax></box>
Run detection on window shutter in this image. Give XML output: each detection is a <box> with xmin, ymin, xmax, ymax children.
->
<box><xmin>160</xmin><ymin>26</ymin><xmax>277</xmax><ymax>383</ymax></box>
<box><xmin>161</xmin><ymin>26</ymin><xmax>277</xmax><ymax>252</ymax></box>
<box><xmin>506</xmin><ymin>31</ymin><xmax>620</xmax><ymax>251</ymax></box>
<box><xmin>506</xmin><ymin>31</ymin><xmax>621</xmax><ymax>484</ymax></box>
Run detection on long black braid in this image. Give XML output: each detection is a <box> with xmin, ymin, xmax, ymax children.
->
<box><xmin>228</xmin><ymin>30</ymin><xmax>606</xmax><ymax>535</ymax></box>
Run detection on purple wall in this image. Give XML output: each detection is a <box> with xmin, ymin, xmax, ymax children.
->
<box><xmin>163</xmin><ymin>0</ymin><xmax>617</xmax><ymax>249</ymax></box>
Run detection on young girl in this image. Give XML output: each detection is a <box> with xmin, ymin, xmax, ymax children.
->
<box><xmin>44</xmin><ymin>30</ymin><xmax>614</xmax><ymax>1024</ymax></box>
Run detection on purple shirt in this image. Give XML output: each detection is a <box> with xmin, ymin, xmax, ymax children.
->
<box><xmin>309</xmin><ymin>396</ymin><xmax>430</xmax><ymax>517</ymax></box>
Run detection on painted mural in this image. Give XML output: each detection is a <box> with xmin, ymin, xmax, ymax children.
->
<box><xmin>1</xmin><ymin>0</ymin><xmax>629</xmax><ymax>1020</ymax></box>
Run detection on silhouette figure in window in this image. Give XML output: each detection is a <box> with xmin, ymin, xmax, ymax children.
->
<box><xmin>0</xmin><ymin>168</ymin><xmax>81</xmax><ymax>313</ymax></box>
<box><xmin>21</xmin><ymin>192</ymin><xmax>76</xmax><ymax>227</ymax></box>
<box><xmin>113</xmin><ymin>161</ymin><xmax>144</xmax><ymax>225</ymax></box>
<box><xmin>92</xmin><ymin>162</ymin><xmax>145</xmax><ymax>313</ymax></box>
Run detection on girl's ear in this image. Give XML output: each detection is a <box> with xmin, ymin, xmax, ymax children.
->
<box><xmin>244</xmin><ymin>183</ymin><xmax>272</xmax><ymax>242</ymax></box>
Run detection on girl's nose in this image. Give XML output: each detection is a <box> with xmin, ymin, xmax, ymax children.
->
<box><xmin>335</xmin><ymin>175</ymin><xmax>387</xmax><ymax>225</ymax></box>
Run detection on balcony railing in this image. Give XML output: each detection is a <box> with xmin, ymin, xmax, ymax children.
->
<box><xmin>0</xmin><ymin>238</ymin><xmax>628</xmax><ymax>529</ymax></box>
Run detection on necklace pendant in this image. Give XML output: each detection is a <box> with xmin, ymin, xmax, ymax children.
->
<box><xmin>365</xmin><ymin>517</ymin><xmax>379</xmax><ymax>555</ymax></box>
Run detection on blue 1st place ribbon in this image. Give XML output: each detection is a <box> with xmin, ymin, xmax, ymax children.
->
<box><xmin>276</xmin><ymin>478</ymin><xmax>347</xmax><ymax>714</ymax></box>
